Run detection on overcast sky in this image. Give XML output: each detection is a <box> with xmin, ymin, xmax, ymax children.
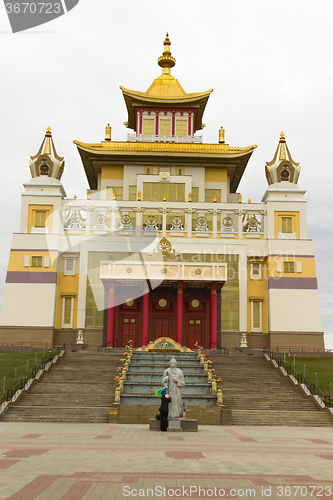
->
<box><xmin>0</xmin><ymin>0</ymin><xmax>332</xmax><ymax>348</ymax></box>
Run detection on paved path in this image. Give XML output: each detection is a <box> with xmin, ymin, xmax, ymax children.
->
<box><xmin>0</xmin><ymin>423</ymin><xmax>333</xmax><ymax>499</ymax></box>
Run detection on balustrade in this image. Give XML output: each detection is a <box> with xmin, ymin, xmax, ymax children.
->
<box><xmin>59</xmin><ymin>201</ymin><xmax>266</xmax><ymax>238</ymax></box>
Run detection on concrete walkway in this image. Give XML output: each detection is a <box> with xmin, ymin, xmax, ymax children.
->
<box><xmin>0</xmin><ymin>422</ymin><xmax>333</xmax><ymax>499</ymax></box>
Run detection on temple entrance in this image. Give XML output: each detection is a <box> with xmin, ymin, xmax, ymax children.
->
<box><xmin>121</xmin><ymin>317</ymin><xmax>137</xmax><ymax>347</ymax></box>
<box><xmin>187</xmin><ymin>318</ymin><xmax>203</xmax><ymax>347</ymax></box>
<box><xmin>154</xmin><ymin>317</ymin><xmax>170</xmax><ymax>339</ymax></box>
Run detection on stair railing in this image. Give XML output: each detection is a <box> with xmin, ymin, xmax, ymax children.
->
<box><xmin>0</xmin><ymin>350</ymin><xmax>56</xmax><ymax>406</ymax></box>
<box><xmin>272</xmin><ymin>354</ymin><xmax>333</xmax><ymax>408</ymax></box>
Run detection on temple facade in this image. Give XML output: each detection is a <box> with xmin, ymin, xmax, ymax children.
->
<box><xmin>0</xmin><ymin>35</ymin><xmax>324</xmax><ymax>351</ymax></box>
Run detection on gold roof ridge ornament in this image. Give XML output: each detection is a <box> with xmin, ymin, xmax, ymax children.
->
<box><xmin>157</xmin><ymin>32</ymin><xmax>176</xmax><ymax>75</ymax></box>
<box><xmin>265</xmin><ymin>132</ymin><xmax>301</xmax><ymax>186</ymax></box>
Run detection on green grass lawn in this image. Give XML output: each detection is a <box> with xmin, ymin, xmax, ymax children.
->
<box><xmin>0</xmin><ymin>352</ymin><xmax>48</xmax><ymax>394</ymax></box>
<box><xmin>278</xmin><ymin>356</ymin><xmax>333</xmax><ymax>395</ymax></box>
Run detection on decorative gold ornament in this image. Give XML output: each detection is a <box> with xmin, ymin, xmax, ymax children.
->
<box><xmin>158</xmin><ymin>237</ymin><xmax>172</xmax><ymax>255</ymax></box>
<box><xmin>105</xmin><ymin>123</ymin><xmax>111</xmax><ymax>141</ymax></box>
<box><xmin>138</xmin><ymin>191</ymin><xmax>141</xmax><ymax>201</ymax></box>
<box><xmin>157</xmin><ymin>33</ymin><xmax>176</xmax><ymax>75</ymax></box>
<box><xmin>219</xmin><ymin>126</ymin><xmax>225</xmax><ymax>144</ymax></box>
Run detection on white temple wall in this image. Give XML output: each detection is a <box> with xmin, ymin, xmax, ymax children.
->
<box><xmin>0</xmin><ymin>283</ymin><xmax>57</xmax><ymax>327</ymax></box>
<box><xmin>268</xmin><ymin>289</ymin><xmax>323</xmax><ymax>333</ymax></box>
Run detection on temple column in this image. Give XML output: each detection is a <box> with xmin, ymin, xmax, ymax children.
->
<box><xmin>142</xmin><ymin>281</ymin><xmax>149</xmax><ymax>346</ymax></box>
<box><xmin>177</xmin><ymin>281</ymin><xmax>183</xmax><ymax>345</ymax></box>
<box><xmin>107</xmin><ymin>280</ymin><xmax>115</xmax><ymax>347</ymax></box>
<box><xmin>210</xmin><ymin>281</ymin><xmax>217</xmax><ymax>349</ymax></box>
<box><xmin>237</xmin><ymin>211</ymin><xmax>243</xmax><ymax>239</ymax></box>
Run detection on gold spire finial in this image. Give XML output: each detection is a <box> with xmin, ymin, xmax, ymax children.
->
<box><xmin>105</xmin><ymin>123</ymin><xmax>111</xmax><ymax>141</ymax></box>
<box><xmin>219</xmin><ymin>126</ymin><xmax>225</xmax><ymax>144</ymax></box>
<box><xmin>248</xmin><ymin>198</ymin><xmax>251</xmax><ymax>203</ymax></box>
<box><xmin>279</xmin><ymin>131</ymin><xmax>286</xmax><ymax>159</ymax></box>
<box><xmin>158</xmin><ymin>32</ymin><xmax>176</xmax><ymax>75</ymax></box>
<box><xmin>43</xmin><ymin>126</ymin><xmax>52</xmax><ymax>155</ymax></box>
<box><xmin>74</xmin><ymin>195</ymin><xmax>77</xmax><ymax>199</ymax></box>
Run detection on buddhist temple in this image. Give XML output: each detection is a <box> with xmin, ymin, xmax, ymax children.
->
<box><xmin>0</xmin><ymin>35</ymin><xmax>324</xmax><ymax>351</ymax></box>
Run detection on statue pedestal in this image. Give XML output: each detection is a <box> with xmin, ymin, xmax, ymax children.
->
<box><xmin>149</xmin><ymin>418</ymin><xmax>198</xmax><ymax>432</ymax></box>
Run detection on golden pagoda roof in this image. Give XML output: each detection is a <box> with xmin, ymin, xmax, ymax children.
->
<box><xmin>120</xmin><ymin>34</ymin><xmax>212</xmax><ymax>132</ymax></box>
<box><xmin>74</xmin><ymin>139</ymin><xmax>257</xmax><ymax>192</ymax></box>
<box><xmin>30</xmin><ymin>126</ymin><xmax>64</xmax><ymax>162</ymax></box>
<box><xmin>265</xmin><ymin>132</ymin><xmax>300</xmax><ymax>185</ymax></box>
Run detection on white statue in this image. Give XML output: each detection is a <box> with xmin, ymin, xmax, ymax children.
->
<box><xmin>162</xmin><ymin>358</ymin><xmax>185</xmax><ymax>418</ymax></box>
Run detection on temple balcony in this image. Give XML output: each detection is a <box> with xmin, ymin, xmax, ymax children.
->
<box><xmin>127</xmin><ymin>134</ymin><xmax>203</xmax><ymax>144</ymax></box>
<box><xmin>56</xmin><ymin>200</ymin><xmax>266</xmax><ymax>240</ymax></box>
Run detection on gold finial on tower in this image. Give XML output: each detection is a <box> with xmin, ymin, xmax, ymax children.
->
<box><xmin>158</xmin><ymin>32</ymin><xmax>176</xmax><ymax>75</ymax></box>
<box><xmin>279</xmin><ymin>131</ymin><xmax>286</xmax><ymax>160</ymax></box>
<box><xmin>105</xmin><ymin>123</ymin><xmax>111</xmax><ymax>141</ymax></box>
<box><xmin>74</xmin><ymin>195</ymin><xmax>77</xmax><ymax>199</ymax></box>
<box><xmin>113</xmin><ymin>191</ymin><xmax>117</xmax><ymax>200</ymax></box>
<box><xmin>219</xmin><ymin>126</ymin><xmax>225</xmax><ymax>144</ymax></box>
<box><xmin>87</xmin><ymin>190</ymin><xmax>91</xmax><ymax>199</ymax></box>
<box><xmin>163</xmin><ymin>191</ymin><xmax>167</xmax><ymax>201</ymax></box>
<box><xmin>138</xmin><ymin>191</ymin><xmax>141</xmax><ymax>201</ymax></box>
<box><xmin>238</xmin><ymin>194</ymin><xmax>242</xmax><ymax>203</ymax></box>
<box><xmin>248</xmin><ymin>198</ymin><xmax>251</xmax><ymax>203</ymax></box>
<box><xmin>213</xmin><ymin>193</ymin><xmax>217</xmax><ymax>202</ymax></box>
<box><xmin>43</xmin><ymin>126</ymin><xmax>52</xmax><ymax>155</ymax></box>
<box><xmin>188</xmin><ymin>192</ymin><xmax>192</xmax><ymax>202</ymax></box>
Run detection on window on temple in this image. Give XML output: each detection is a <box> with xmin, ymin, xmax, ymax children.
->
<box><xmin>64</xmin><ymin>257</ymin><xmax>76</xmax><ymax>276</ymax></box>
<box><xmin>284</xmin><ymin>262</ymin><xmax>295</xmax><ymax>273</ymax></box>
<box><xmin>129</xmin><ymin>186</ymin><xmax>137</xmax><ymax>201</ymax></box>
<box><xmin>159</xmin><ymin>120</ymin><xmax>171</xmax><ymax>135</ymax></box>
<box><xmin>143</xmin><ymin>182</ymin><xmax>185</xmax><ymax>202</ymax></box>
<box><xmin>62</xmin><ymin>296</ymin><xmax>74</xmax><ymax>328</ymax></box>
<box><xmin>250</xmin><ymin>263</ymin><xmax>261</xmax><ymax>280</ymax></box>
<box><xmin>31</xmin><ymin>256</ymin><xmax>42</xmax><ymax>267</ymax></box>
<box><xmin>281</xmin><ymin>217</ymin><xmax>292</xmax><ymax>233</ymax></box>
<box><xmin>191</xmin><ymin>187</ymin><xmax>199</xmax><ymax>202</ymax></box>
<box><xmin>35</xmin><ymin>211</ymin><xmax>46</xmax><ymax>227</ymax></box>
<box><xmin>251</xmin><ymin>301</ymin><xmax>262</xmax><ymax>332</ymax></box>
<box><xmin>176</xmin><ymin>120</ymin><xmax>187</xmax><ymax>136</ymax></box>
<box><xmin>177</xmin><ymin>167</ymin><xmax>184</xmax><ymax>176</ymax></box>
<box><xmin>205</xmin><ymin>189</ymin><xmax>221</xmax><ymax>203</ymax></box>
<box><xmin>106</xmin><ymin>186</ymin><xmax>123</xmax><ymax>200</ymax></box>
<box><xmin>143</xmin><ymin>119</ymin><xmax>154</xmax><ymax>135</ymax></box>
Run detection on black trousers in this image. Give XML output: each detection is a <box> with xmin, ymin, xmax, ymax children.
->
<box><xmin>160</xmin><ymin>410</ymin><xmax>168</xmax><ymax>431</ymax></box>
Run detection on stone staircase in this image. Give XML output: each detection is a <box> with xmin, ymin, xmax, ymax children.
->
<box><xmin>208</xmin><ymin>352</ymin><xmax>333</xmax><ymax>426</ymax></box>
<box><xmin>121</xmin><ymin>351</ymin><xmax>215</xmax><ymax>407</ymax></box>
<box><xmin>0</xmin><ymin>349</ymin><xmax>123</xmax><ymax>423</ymax></box>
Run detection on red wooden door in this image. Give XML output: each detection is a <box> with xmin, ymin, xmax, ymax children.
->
<box><xmin>155</xmin><ymin>317</ymin><xmax>170</xmax><ymax>339</ymax></box>
<box><xmin>122</xmin><ymin>317</ymin><xmax>137</xmax><ymax>347</ymax></box>
<box><xmin>187</xmin><ymin>318</ymin><xmax>203</xmax><ymax>348</ymax></box>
